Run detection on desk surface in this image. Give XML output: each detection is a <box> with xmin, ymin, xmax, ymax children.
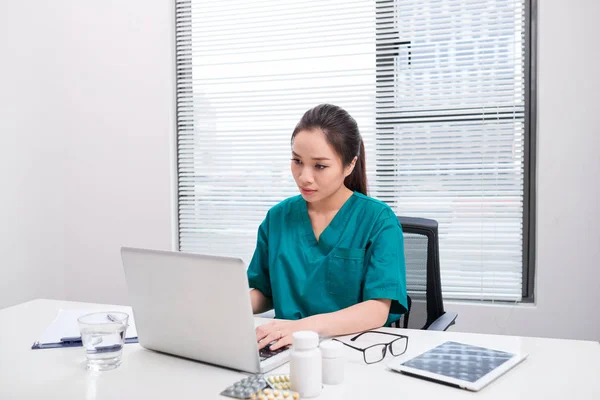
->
<box><xmin>1</xmin><ymin>299</ymin><xmax>599</xmax><ymax>400</ymax></box>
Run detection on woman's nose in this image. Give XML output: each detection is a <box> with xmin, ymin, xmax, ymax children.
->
<box><xmin>298</xmin><ymin>166</ymin><xmax>314</xmax><ymax>184</ymax></box>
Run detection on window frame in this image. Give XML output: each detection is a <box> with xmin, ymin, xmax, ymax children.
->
<box><xmin>522</xmin><ymin>0</ymin><xmax>537</xmax><ymax>302</ymax></box>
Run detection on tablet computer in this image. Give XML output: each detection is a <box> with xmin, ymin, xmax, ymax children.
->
<box><xmin>389</xmin><ymin>341</ymin><xmax>528</xmax><ymax>391</ymax></box>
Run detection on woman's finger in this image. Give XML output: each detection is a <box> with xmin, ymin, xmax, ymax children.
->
<box><xmin>255</xmin><ymin>322</ymin><xmax>276</xmax><ymax>343</ymax></box>
<box><xmin>268</xmin><ymin>334</ymin><xmax>291</xmax><ymax>351</ymax></box>
<box><xmin>257</xmin><ymin>330</ymin><xmax>282</xmax><ymax>350</ymax></box>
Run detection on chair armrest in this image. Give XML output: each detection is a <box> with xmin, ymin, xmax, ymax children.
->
<box><xmin>427</xmin><ymin>311</ymin><xmax>457</xmax><ymax>331</ymax></box>
<box><xmin>255</xmin><ymin>309</ymin><xmax>275</xmax><ymax>319</ymax></box>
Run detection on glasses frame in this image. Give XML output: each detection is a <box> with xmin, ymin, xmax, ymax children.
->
<box><xmin>332</xmin><ymin>330</ymin><xmax>409</xmax><ymax>364</ymax></box>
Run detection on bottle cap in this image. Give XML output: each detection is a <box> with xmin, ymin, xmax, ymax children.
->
<box><xmin>319</xmin><ymin>340</ymin><xmax>344</xmax><ymax>358</ymax></box>
<box><xmin>292</xmin><ymin>331</ymin><xmax>319</xmax><ymax>350</ymax></box>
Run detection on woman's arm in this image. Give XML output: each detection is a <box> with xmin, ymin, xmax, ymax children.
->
<box><xmin>257</xmin><ymin>298</ymin><xmax>391</xmax><ymax>350</ymax></box>
<box><xmin>304</xmin><ymin>298</ymin><xmax>391</xmax><ymax>337</ymax></box>
<box><xmin>250</xmin><ymin>288</ymin><xmax>273</xmax><ymax>315</ymax></box>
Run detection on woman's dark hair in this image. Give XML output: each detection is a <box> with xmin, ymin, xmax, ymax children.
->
<box><xmin>291</xmin><ymin>104</ymin><xmax>367</xmax><ymax>196</ymax></box>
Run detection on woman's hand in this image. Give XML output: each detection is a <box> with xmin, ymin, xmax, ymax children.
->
<box><xmin>255</xmin><ymin>319</ymin><xmax>310</xmax><ymax>351</ymax></box>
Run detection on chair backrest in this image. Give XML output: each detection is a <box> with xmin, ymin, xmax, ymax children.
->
<box><xmin>396</xmin><ymin>216</ymin><xmax>446</xmax><ymax>329</ymax></box>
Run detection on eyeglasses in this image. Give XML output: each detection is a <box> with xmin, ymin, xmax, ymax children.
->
<box><xmin>332</xmin><ymin>331</ymin><xmax>409</xmax><ymax>364</ymax></box>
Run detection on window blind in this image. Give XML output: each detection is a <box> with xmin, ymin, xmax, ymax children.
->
<box><xmin>374</xmin><ymin>0</ymin><xmax>526</xmax><ymax>301</ymax></box>
<box><xmin>175</xmin><ymin>0</ymin><xmax>527</xmax><ymax>301</ymax></box>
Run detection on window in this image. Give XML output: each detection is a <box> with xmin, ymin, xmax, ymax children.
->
<box><xmin>175</xmin><ymin>0</ymin><xmax>535</xmax><ymax>302</ymax></box>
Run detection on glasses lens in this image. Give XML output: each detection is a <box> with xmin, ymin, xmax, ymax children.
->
<box><xmin>390</xmin><ymin>337</ymin><xmax>408</xmax><ymax>356</ymax></box>
<box><xmin>364</xmin><ymin>344</ymin><xmax>386</xmax><ymax>364</ymax></box>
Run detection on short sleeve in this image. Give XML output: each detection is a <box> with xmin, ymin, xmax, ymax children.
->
<box><xmin>247</xmin><ymin>213</ymin><xmax>272</xmax><ymax>297</ymax></box>
<box><xmin>362</xmin><ymin>210</ymin><xmax>408</xmax><ymax>315</ymax></box>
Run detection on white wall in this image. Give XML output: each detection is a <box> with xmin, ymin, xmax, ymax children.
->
<box><xmin>0</xmin><ymin>2</ymin><xmax>66</xmax><ymax>309</ymax></box>
<box><xmin>0</xmin><ymin>0</ymin><xmax>174</xmax><ymax>309</ymax></box>
<box><xmin>62</xmin><ymin>0</ymin><xmax>176</xmax><ymax>305</ymax></box>
<box><xmin>2</xmin><ymin>0</ymin><xmax>599</xmax><ymax>341</ymax></box>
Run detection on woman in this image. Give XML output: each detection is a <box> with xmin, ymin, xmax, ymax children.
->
<box><xmin>248</xmin><ymin>104</ymin><xmax>408</xmax><ymax>351</ymax></box>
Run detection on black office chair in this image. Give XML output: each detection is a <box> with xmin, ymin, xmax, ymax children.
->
<box><xmin>393</xmin><ymin>216</ymin><xmax>457</xmax><ymax>331</ymax></box>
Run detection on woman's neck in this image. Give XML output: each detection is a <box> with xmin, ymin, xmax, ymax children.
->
<box><xmin>307</xmin><ymin>186</ymin><xmax>353</xmax><ymax>214</ymax></box>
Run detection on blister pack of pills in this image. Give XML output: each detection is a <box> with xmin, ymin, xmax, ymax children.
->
<box><xmin>252</xmin><ymin>387</ymin><xmax>300</xmax><ymax>400</ymax></box>
<box><xmin>264</xmin><ymin>374</ymin><xmax>291</xmax><ymax>391</ymax></box>
<box><xmin>220</xmin><ymin>375</ymin><xmax>268</xmax><ymax>399</ymax></box>
<box><xmin>220</xmin><ymin>374</ymin><xmax>300</xmax><ymax>400</ymax></box>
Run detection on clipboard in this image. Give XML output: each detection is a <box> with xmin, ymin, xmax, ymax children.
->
<box><xmin>31</xmin><ymin>309</ymin><xmax>139</xmax><ymax>350</ymax></box>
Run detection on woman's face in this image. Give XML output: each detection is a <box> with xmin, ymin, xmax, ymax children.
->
<box><xmin>291</xmin><ymin>129</ymin><xmax>355</xmax><ymax>204</ymax></box>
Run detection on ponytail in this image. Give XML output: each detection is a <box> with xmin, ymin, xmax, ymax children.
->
<box><xmin>344</xmin><ymin>140</ymin><xmax>367</xmax><ymax>195</ymax></box>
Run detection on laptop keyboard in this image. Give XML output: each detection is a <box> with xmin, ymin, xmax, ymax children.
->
<box><xmin>259</xmin><ymin>343</ymin><xmax>289</xmax><ymax>361</ymax></box>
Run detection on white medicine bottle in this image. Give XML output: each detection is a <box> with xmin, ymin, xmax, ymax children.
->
<box><xmin>290</xmin><ymin>331</ymin><xmax>322</xmax><ymax>398</ymax></box>
<box><xmin>320</xmin><ymin>340</ymin><xmax>345</xmax><ymax>385</ymax></box>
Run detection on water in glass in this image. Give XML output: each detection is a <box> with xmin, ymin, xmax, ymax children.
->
<box><xmin>78</xmin><ymin>312</ymin><xmax>128</xmax><ymax>371</ymax></box>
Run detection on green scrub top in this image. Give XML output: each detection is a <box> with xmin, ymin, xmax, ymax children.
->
<box><xmin>247</xmin><ymin>191</ymin><xmax>408</xmax><ymax>326</ymax></box>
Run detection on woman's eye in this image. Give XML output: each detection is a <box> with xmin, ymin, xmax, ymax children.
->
<box><xmin>315</xmin><ymin>164</ymin><xmax>327</xmax><ymax>170</ymax></box>
<box><xmin>291</xmin><ymin>158</ymin><xmax>302</xmax><ymax>165</ymax></box>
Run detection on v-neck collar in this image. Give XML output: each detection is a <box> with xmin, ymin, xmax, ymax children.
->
<box><xmin>299</xmin><ymin>192</ymin><xmax>357</xmax><ymax>257</ymax></box>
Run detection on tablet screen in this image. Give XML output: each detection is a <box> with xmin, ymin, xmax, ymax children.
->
<box><xmin>401</xmin><ymin>341</ymin><xmax>515</xmax><ymax>383</ymax></box>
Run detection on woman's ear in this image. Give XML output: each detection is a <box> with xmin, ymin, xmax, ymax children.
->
<box><xmin>344</xmin><ymin>156</ymin><xmax>358</xmax><ymax>178</ymax></box>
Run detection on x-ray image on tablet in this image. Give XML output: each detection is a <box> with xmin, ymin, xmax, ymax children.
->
<box><xmin>390</xmin><ymin>341</ymin><xmax>528</xmax><ymax>392</ymax></box>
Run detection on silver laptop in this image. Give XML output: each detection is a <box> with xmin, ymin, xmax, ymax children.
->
<box><xmin>120</xmin><ymin>246</ymin><xmax>290</xmax><ymax>373</ymax></box>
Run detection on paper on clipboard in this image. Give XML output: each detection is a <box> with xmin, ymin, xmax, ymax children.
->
<box><xmin>33</xmin><ymin>308</ymin><xmax>138</xmax><ymax>349</ymax></box>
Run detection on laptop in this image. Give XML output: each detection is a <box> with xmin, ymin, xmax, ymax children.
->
<box><xmin>120</xmin><ymin>246</ymin><xmax>290</xmax><ymax>373</ymax></box>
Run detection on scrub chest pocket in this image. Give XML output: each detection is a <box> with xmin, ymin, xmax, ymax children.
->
<box><xmin>325</xmin><ymin>247</ymin><xmax>366</xmax><ymax>306</ymax></box>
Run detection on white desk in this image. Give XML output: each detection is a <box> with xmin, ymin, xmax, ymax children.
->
<box><xmin>1</xmin><ymin>299</ymin><xmax>599</xmax><ymax>399</ymax></box>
